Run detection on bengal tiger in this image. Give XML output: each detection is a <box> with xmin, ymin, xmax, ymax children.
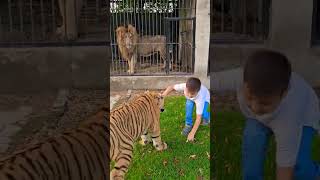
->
<box><xmin>0</xmin><ymin>104</ymin><xmax>109</xmax><ymax>180</ymax></box>
<box><xmin>110</xmin><ymin>91</ymin><xmax>167</xmax><ymax>180</ymax></box>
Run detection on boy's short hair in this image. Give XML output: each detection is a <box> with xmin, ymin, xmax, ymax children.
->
<box><xmin>244</xmin><ymin>49</ymin><xmax>292</xmax><ymax>97</ymax></box>
<box><xmin>186</xmin><ymin>77</ymin><xmax>201</xmax><ymax>93</ymax></box>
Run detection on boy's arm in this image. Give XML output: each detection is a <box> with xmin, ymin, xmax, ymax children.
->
<box><xmin>187</xmin><ymin>101</ymin><xmax>206</xmax><ymax>142</ymax></box>
<box><xmin>161</xmin><ymin>85</ymin><xmax>175</xmax><ymax>96</ymax></box>
<box><xmin>277</xmin><ymin>167</ymin><xmax>293</xmax><ymax>180</ymax></box>
<box><xmin>187</xmin><ymin>114</ymin><xmax>202</xmax><ymax>142</ymax></box>
<box><xmin>162</xmin><ymin>83</ymin><xmax>185</xmax><ymax>96</ymax></box>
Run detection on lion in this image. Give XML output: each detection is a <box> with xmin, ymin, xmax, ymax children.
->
<box><xmin>116</xmin><ymin>25</ymin><xmax>138</xmax><ymax>74</ymax></box>
<box><xmin>116</xmin><ymin>24</ymin><xmax>172</xmax><ymax>74</ymax></box>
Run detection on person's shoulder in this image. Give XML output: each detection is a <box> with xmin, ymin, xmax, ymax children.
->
<box><xmin>291</xmin><ymin>72</ymin><xmax>308</xmax><ymax>81</ymax></box>
<box><xmin>201</xmin><ymin>84</ymin><xmax>209</xmax><ymax>90</ymax></box>
<box><xmin>291</xmin><ymin>72</ymin><xmax>302</xmax><ymax>80</ymax></box>
<box><xmin>290</xmin><ymin>72</ymin><xmax>312</xmax><ymax>88</ymax></box>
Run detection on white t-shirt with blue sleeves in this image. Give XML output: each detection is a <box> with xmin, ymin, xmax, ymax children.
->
<box><xmin>173</xmin><ymin>83</ymin><xmax>210</xmax><ymax>115</ymax></box>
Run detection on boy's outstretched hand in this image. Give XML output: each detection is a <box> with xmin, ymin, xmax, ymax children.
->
<box><xmin>186</xmin><ymin>115</ymin><xmax>202</xmax><ymax>143</ymax></box>
<box><xmin>186</xmin><ymin>132</ymin><xmax>195</xmax><ymax>142</ymax></box>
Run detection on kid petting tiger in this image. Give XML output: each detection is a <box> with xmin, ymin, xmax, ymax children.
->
<box><xmin>161</xmin><ymin>77</ymin><xmax>210</xmax><ymax>142</ymax></box>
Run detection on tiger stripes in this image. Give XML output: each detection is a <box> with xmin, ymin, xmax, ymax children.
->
<box><xmin>110</xmin><ymin>91</ymin><xmax>167</xmax><ymax>180</ymax></box>
<box><xmin>0</xmin><ymin>104</ymin><xmax>109</xmax><ymax>180</ymax></box>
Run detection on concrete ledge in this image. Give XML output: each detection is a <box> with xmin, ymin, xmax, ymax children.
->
<box><xmin>110</xmin><ymin>76</ymin><xmax>210</xmax><ymax>91</ymax></box>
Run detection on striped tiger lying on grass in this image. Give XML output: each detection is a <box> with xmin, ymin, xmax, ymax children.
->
<box><xmin>110</xmin><ymin>91</ymin><xmax>167</xmax><ymax>180</ymax></box>
<box><xmin>0</xmin><ymin>104</ymin><xmax>109</xmax><ymax>180</ymax></box>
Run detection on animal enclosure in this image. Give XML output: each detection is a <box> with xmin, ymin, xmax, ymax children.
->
<box><xmin>211</xmin><ymin>0</ymin><xmax>271</xmax><ymax>43</ymax></box>
<box><xmin>0</xmin><ymin>0</ymin><xmax>109</xmax><ymax>46</ymax></box>
<box><xmin>110</xmin><ymin>0</ymin><xmax>196</xmax><ymax>76</ymax></box>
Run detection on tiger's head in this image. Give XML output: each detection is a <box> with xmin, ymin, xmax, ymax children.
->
<box><xmin>158</xmin><ymin>94</ymin><xmax>165</xmax><ymax>113</ymax></box>
<box><xmin>145</xmin><ymin>91</ymin><xmax>165</xmax><ymax>113</ymax></box>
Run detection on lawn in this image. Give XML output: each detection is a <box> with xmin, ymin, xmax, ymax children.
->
<box><xmin>213</xmin><ymin>111</ymin><xmax>320</xmax><ymax>180</ymax></box>
<box><xmin>125</xmin><ymin>96</ymin><xmax>210</xmax><ymax>179</ymax></box>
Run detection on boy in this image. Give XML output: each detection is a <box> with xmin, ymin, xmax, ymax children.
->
<box><xmin>212</xmin><ymin>50</ymin><xmax>320</xmax><ymax>180</ymax></box>
<box><xmin>161</xmin><ymin>77</ymin><xmax>210</xmax><ymax>142</ymax></box>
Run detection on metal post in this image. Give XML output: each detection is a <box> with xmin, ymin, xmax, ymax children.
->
<box><xmin>51</xmin><ymin>0</ymin><xmax>56</xmax><ymax>40</ymax></box>
<box><xmin>30</xmin><ymin>0</ymin><xmax>34</xmax><ymax>42</ymax></box>
<box><xmin>8</xmin><ymin>0</ymin><xmax>13</xmax><ymax>33</ymax></box>
<box><xmin>221</xmin><ymin>0</ymin><xmax>224</xmax><ymax>32</ymax></box>
<box><xmin>192</xmin><ymin>17</ymin><xmax>196</xmax><ymax>73</ymax></box>
<box><xmin>40</xmin><ymin>0</ymin><xmax>45</xmax><ymax>40</ymax></box>
<box><xmin>165</xmin><ymin>18</ymin><xmax>169</xmax><ymax>74</ymax></box>
<box><xmin>19</xmin><ymin>0</ymin><xmax>24</xmax><ymax>34</ymax></box>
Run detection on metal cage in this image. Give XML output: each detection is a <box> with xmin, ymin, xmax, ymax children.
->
<box><xmin>210</xmin><ymin>0</ymin><xmax>271</xmax><ymax>43</ymax></box>
<box><xmin>110</xmin><ymin>0</ymin><xmax>196</xmax><ymax>76</ymax></box>
<box><xmin>0</xmin><ymin>0</ymin><xmax>109</xmax><ymax>47</ymax></box>
<box><xmin>313</xmin><ymin>0</ymin><xmax>320</xmax><ymax>44</ymax></box>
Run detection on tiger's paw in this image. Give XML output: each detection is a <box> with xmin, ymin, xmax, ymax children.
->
<box><xmin>140</xmin><ymin>134</ymin><xmax>152</xmax><ymax>146</ymax></box>
<box><xmin>139</xmin><ymin>139</ymin><xmax>151</xmax><ymax>146</ymax></box>
<box><xmin>154</xmin><ymin>142</ymin><xmax>167</xmax><ymax>151</ymax></box>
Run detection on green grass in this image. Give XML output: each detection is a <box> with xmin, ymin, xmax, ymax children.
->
<box><xmin>125</xmin><ymin>96</ymin><xmax>210</xmax><ymax>179</ymax></box>
<box><xmin>213</xmin><ymin>111</ymin><xmax>320</xmax><ymax>180</ymax></box>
